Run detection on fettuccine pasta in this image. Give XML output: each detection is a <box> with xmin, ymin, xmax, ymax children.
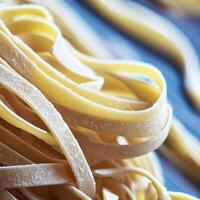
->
<box><xmin>0</xmin><ymin>1</ymin><xmax>198</xmax><ymax>200</ymax></box>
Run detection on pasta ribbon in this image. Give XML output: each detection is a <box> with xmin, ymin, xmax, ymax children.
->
<box><xmin>152</xmin><ymin>0</ymin><xmax>200</xmax><ymax>17</ymax></box>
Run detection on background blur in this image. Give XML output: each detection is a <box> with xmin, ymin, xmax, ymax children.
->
<box><xmin>64</xmin><ymin>0</ymin><xmax>200</xmax><ymax>197</ymax></box>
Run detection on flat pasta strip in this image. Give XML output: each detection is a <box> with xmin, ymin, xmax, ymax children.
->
<box><xmin>0</xmin><ymin>163</ymin><xmax>71</xmax><ymax>188</ymax></box>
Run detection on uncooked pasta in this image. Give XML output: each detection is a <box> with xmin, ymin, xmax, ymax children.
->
<box><xmin>0</xmin><ymin>1</ymin><xmax>199</xmax><ymax>200</ymax></box>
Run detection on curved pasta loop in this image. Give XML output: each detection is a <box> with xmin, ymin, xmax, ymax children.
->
<box><xmin>94</xmin><ymin>167</ymin><xmax>171</xmax><ymax>200</ymax></box>
<box><xmin>87</xmin><ymin>0</ymin><xmax>200</xmax><ymax>111</ymax></box>
<box><xmin>29</xmin><ymin>0</ymin><xmax>113</xmax><ymax>58</ymax></box>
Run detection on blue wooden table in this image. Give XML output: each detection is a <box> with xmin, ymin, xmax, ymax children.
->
<box><xmin>65</xmin><ymin>0</ymin><xmax>200</xmax><ymax>197</ymax></box>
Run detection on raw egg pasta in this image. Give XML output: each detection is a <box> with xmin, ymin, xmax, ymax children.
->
<box><xmin>0</xmin><ymin>2</ymin><xmax>198</xmax><ymax>200</ymax></box>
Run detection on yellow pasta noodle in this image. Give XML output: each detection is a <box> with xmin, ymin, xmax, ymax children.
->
<box><xmin>152</xmin><ymin>0</ymin><xmax>200</xmax><ymax>17</ymax></box>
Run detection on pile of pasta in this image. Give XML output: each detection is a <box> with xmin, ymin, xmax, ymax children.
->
<box><xmin>0</xmin><ymin>1</ymin><xmax>199</xmax><ymax>200</ymax></box>
<box><xmin>86</xmin><ymin>0</ymin><xmax>200</xmax><ymax>185</ymax></box>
